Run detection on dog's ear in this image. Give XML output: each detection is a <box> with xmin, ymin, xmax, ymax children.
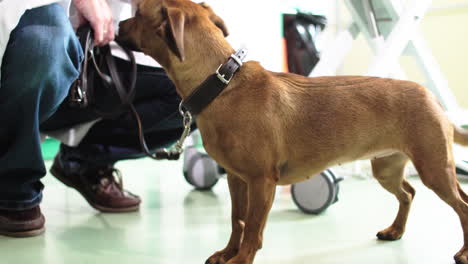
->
<box><xmin>156</xmin><ymin>6</ymin><xmax>185</xmax><ymax>61</ymax></box>
<box><xmin>199</xmin><ymin>2</ymin><xmax>229</xmax><ymax>37</ymax></box>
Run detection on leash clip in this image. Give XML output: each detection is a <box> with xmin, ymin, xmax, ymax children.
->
<box><xmin>150</xmin><ymin>102</ymin><xmax>193</xmax><ymax>160</ymax></box>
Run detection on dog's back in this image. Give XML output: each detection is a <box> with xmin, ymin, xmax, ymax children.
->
<box><xmin>230</xmin><ymin>69</ymin><xmax>452</xmax><ymax>183</ymax></box>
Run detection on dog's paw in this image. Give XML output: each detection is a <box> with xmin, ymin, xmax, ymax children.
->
<box><xmin>205</xmin><ymin>257</ymin><xmax>226</xmax><ymax>264</ymax></box>
<box><xmin>205</xmin><ymin>250</ymin><xmax>236</xmax><ymax>264</ymax></box>
<box><xmin>455</xmin><ymin>247</ymin><xmax>468</xmax><ymax>264</ymax></box>
<box><xmin>225</xmin><ymin>256</ymin><xmax>251</xmax><ymax>264</ymax></box>
<box><xmin>205</xmin><ymin>258</ymin><xmax>222</xmax><ymax>264</ymax></box>
<box><xmin>376</xmin><ymin>227</ymin><xmax>403</xmax><ymax>241</ymax></box>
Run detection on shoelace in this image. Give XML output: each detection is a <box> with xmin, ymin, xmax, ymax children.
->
<box><xmin>96</xmin><ymin>168</ymin><xmax>124</xmax><ymax>191</ymax></box>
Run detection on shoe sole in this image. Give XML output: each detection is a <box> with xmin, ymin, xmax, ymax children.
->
<box><xmin>0</xmin><ymin>226</ymin><xmax>45</xmax><ymax>238</ymax></box>
<box><xmin>50</xmin><ymin>165</ymin><xmax>140</xmax><ymax>213</ymax></box>
<box><xmin>0</xmin><ymin>213</ymin><xmax>46</xmax><ymax>238</ymax></box>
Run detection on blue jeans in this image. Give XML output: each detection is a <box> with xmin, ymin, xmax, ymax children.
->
<box><xmin>0</xmin><ymin>4</ymin><xmax>82</xmax><ymax>210</ymax></box>
<box><xmin>0</xmin><ymin>4</ymin><xmax>186</xmax><ymax>210</ymax></box>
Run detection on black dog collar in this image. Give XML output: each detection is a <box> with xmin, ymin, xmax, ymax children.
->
<box><xmin>182</xmin><ymin>48</ymin><xmax>248</xmax><ymax>115</ymax></box>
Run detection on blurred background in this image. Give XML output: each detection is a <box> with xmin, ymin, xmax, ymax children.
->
<box><xmin>208</xmin><ymin>0</ymin><xmax>468</xmax><ymax>105</ymax></box>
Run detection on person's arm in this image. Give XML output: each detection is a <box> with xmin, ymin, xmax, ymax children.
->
<box><xmin>72</xmin><ymin>0</ymin><xmax>114</xmax><ymax>46</ymax></box>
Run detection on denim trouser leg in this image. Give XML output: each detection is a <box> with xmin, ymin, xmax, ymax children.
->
<box><xmin>0</xmin><ymin>4</ymin><xmax>83</xmax><ymax>210</ymax></box>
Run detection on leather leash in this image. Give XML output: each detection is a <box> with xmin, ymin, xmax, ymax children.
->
<box><xmin>71</xmin><ymin>26</ymin><xmax>247</xmax><ymax>160</ymax></box>
<box><xmin>70</xmin><ymin>26</ymin><xmax>182</xmax><ymax>160</ymax></box>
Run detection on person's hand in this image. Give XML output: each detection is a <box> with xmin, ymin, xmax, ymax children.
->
<box><xmin>72</xmin><ymin>0</ymin><xmax>114</xmax><ymax>46</ymax></box>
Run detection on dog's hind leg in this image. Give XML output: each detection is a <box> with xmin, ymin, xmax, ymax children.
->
<box><xmin>206</xmin><ymin>174</ymin><xmax>248</xmax><ymax>264</ymax></box>
<box><xmin>224</xmin><ymin>172</ymin><xmax>277</xmax><ymax>264</ymax></box>
<box><xmin>458</xmin><ymin>182</ymin><xmax>468</xmax><ymax>204</ymax></box>
<box><xmin>411</xmin><ymin>147</ymin><xmax>468</xmax><ymax>264</ymax></box>
<box><xmin>371</xmin><ymin>152</ymin><xmax>414</xmax><ymax>240</ymax></box>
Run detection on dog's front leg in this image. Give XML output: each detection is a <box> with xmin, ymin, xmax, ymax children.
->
<box><xmin>225</xmin><ymin>175</ymin><xmax>277</xmax><ymax>264</ymax></box>
<box><xmin>206</xmin><ymin>174</ymin><xmax>248</xmax><ymax>264</ymax></box>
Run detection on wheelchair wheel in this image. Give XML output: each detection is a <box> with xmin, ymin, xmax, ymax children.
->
<box><xmin>183</xmin><ymin>146</ymin><xmax>220</xmax><ymax>190</ymax></box>
<box><xmin>291</xmin><ymin>169</ymin><xmax>342</xmax><ymax>214</ymax></box>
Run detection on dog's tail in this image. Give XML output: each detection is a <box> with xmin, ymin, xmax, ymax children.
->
<box><xmin>454</xmin><ymin>125</ymin><xmax>468</xmax><ymax>146</ymax></box>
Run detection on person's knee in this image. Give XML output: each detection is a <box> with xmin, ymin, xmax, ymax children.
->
<box><xmin>4</xmin><ymin>4</ymin><xmax>83</xmax><ymax>109</ymax></box>
<box><xmin>0</xmin><ymin>4</ymin><xmax>84</xmax><ymax>120</ymax></box>
<box><xmin>22</xmin><ymin>8</ymin><xmax>82</xmax><ymax>81</ymax></box>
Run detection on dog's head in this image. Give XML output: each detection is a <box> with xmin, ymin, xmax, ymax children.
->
<box><xmin>117</xmin><ymin>0</ymin><xmax>229</xmax><ymax>64</ymax></box>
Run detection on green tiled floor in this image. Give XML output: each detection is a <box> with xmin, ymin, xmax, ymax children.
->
<box><xmin>41</xmin><ymin>138</ymin><xmax>60</xmax><ymax>161</ymax></box>
<box><xmin>0</xmin><ymin>158</ymin><xmax>464</xmax><ymax>264</ymax></box>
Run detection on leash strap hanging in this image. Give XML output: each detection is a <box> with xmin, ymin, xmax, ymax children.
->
<box><xmin>133</xmin><ymin>102</ymin><xmax>193</xmax><ymax>160</ymax></box>
<box><xmin>70</xmin><ymin>25</ymin><xmax>187</xmax><ymax>161</ymax></box>
<box><xmin>73</xmin><ymin>26</ymin><xmax>247</xmax><ymax>160</ymax></box>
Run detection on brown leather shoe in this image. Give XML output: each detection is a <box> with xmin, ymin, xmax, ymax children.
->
<box><xmin>0</xmin><ymin>206</ymin><xmax>45</xmax><ymax>237</ymax></box>
<box><xmin>50</xmin><ymin>155</ymin><xmax>141</xmax><ymax>213</ymax></box>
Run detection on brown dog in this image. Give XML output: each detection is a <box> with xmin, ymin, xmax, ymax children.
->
<box><xmin>117</xmin><ymin>0</ymin><xmax>468</xmax><ymax>263</ymax></box>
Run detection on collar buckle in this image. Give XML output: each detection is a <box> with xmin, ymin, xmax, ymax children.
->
<box><xmin>183</xmin><ymin>48</ymin><xmax>248</xmax><ymax>115</ymax></box>
<box><xmin>215</xmin><ymin>64</ymin><xmax>232</xmax><ymax>84</ymax></box>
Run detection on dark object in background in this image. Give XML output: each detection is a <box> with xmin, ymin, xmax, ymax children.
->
<box><xmin>283</xmin><ymin>12</ymin><xmax>327</xmax><ymax>76</ymax></box>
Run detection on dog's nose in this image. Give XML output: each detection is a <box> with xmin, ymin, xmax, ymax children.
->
<box><xmin>117</xmin><ymin>19</ymin><xmax>134</xmax><ymax>37</ymax></box>
<box><xmin>117</xmin><ymin>20</ymin><xmax>129</xmax><ymax>36</ymax></box>
<box><xmin>115</xmin><ymin>20</ymin><xmax>142</xmax><ymax>52</ymax></box>
<box><xmin>118</xmin><ymin>19</ymin><xmax>128</xmax><ymax>29</ymax></box>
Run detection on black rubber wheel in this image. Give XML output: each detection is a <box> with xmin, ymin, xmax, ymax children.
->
<box><xmin>291</xmin><ymin>170</ymin><xmax>338</xmax><ymax>214</ymax></box>
<box><xmin>183</xmin><ymin>147</ymin><xmax>220</xmax><ymax>190</ymax></box>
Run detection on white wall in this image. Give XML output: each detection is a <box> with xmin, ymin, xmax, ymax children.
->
<box><xmin>203</xmin><ymin>0</ymin><xmax>283</xmax><ymax>71</ymax></box>
<box><xmin>204</xmin><ymin>0</ymin><xmax>338</xmax><ymax>72</ymax></box>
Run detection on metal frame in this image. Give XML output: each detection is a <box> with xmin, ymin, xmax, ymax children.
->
<box><xmin>311</xmin><ymin>0</ymin><xmax>459</xmax><ymax>113</ymax></box>
<box><xmin>310</xmin><ymin>0</ymin><xmax>468</xmax><ymax>176</ymax></box>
